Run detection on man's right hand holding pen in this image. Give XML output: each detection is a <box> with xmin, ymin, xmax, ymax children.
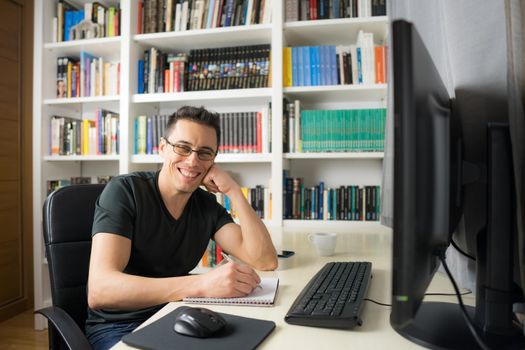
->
<box><xmin>191</xmin><ymin>251</ymin><xmax>262</xmax><ymax>298</ymax></box>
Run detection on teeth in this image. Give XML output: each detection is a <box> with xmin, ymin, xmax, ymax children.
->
<box><xmin>179</xmin><ymin>169</ymin><xmax>199</xmax><ymax>178</ymax></box>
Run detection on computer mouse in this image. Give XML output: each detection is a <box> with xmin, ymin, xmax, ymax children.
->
<box><xmin>173</xmin><ymin>306</ymin><xmax>227</xmax><ymax>338</ymax></box>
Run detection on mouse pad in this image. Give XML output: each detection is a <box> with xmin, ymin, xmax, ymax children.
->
<box><xmin>121</xmin><ymin>307</ymin><xmax>276</xmax><ymax>350</ymax></box>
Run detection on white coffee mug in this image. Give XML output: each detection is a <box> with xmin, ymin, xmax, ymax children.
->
<box><xmin>308</xmin><ymin>232</ymin><xmax>337</xmax><ymax>256</ymax></box>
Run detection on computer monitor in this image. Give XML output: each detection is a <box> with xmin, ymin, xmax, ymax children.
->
<box><xmin>390</xmin><ymin>20</ymin><xmax>525</xmax><ymax>349</ymax></box>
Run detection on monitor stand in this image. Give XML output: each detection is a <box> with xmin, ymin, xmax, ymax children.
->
<box><xmin>395</xmin><ymin>124</ymin><xmax>525</xmax><ymax>349</ymax></box>
<box><xmin>395</xmin><ymin>302</ymin><xmax>525</xmax><ymax>349</ymax></box>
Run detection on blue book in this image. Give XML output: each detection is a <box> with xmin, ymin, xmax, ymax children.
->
<box><xmin>326</xmin><ymin>188</ymin><xmax>332</xmax><ymax>220</ymax></box>
<box><xmin>319</xmin><ymin>46</ymin><xmax>326</xmax><ymax>86</ymax></box>
<box><xmin>311</xmin><ymin>187</ymin><xmax>317</xmax><ymax>220</ymax></box>
<box><xmin>138</xmin><ymin>60</ymin><xmax>144</xmax><ymax>94</ymax></box>
<box><xmin>333</xmin><ymin>0</ymin><xmax>341</xmax><ymax>18</ymax></box>
<box><xmin>302</xmin><ymin>46</ymin><xmax>311</xmax><ymax>86</ymax></box>
<box><xmin>330</xmin><ymin>46</ymin><xmax>338</xmax><ymax>85</ymax></box>
<box><xmin>206</xmin><ymin>0</ymin><xmax>216</xmax><ymax>28</ymax></box>
<box><xmin>80</xmin><ymin>51</ymin><xmax>97</xmax><ymax>97</ymax></box>
<box><xmin>357</xmin><ymin>47</ymin><xmax>363</xmax><ymax>84</ymax></box>
<box><xmin>332</xmin><ymin>188</ymin><xmax>337</xmax><ymax>220</ymax></box>
<box><xmin>146</xmin><ymin>117</ymin><xmax>153</xmax><ymax>154</ymax></box>
<box><xmin>297</xmin><ymin>46</ymin><xmax>304</xmax><ymax>86</ymax></box>
<box><xmin>318</xmin><ymin>182</ymin><xmax>324</xmax><ymax>219</ymax></box>
<box><xmin>292</xmin><ymin>47</ymin><xmax>299</xmax><ymax>87</ymax></box>
<box><xmin>224</xmin><ymin>0</ymin><xmax>235</xmax><ymax>27</ymax></box>
<box><xmin>310</xmin><ymin>46</ymin><xmax>319</xmax><ymax>86</ymax></box>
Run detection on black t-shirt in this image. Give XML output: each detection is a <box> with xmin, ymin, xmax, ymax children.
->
<box><xmin>86</xmin><ymin>171</ymin><xmax>234</xmax><ymax>329</ymax></box>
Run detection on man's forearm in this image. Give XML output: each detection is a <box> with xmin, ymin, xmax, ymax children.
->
<box><xmin>226</xmin><ymin>188</ymin><xmax>278</xmax><ymax>270</ymax></box>
<box><xmin>88</xmin><ymin>272</ymin><xmax>203</xmax><ymax>310</ymax></box>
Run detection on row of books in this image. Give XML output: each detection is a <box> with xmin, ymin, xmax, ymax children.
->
<box><xmin>56</xmin><ymin>52</ymin><xmax>120</xmax><ymax>98</ymax></box>
<box><xmin>49</xmin><ymin>110</ymin><xmax>120</xmax><ymax>156</ymax></box>
<box><xmin>46</xmin><ymin>176</ymin><xmax>113</xmax><ymax>195</ymax></box>
<box><xmin>53</xmin><ymin>1</ymin><xmax>120</xmax><ymax>42</ymax></box>
<box><xmin>134</xmin><ymin>107</ymin><xmax>271</xmax><ymax>155</ymax></box>
<box><xmin>214</xmin><ymin>185</ymin><xmax>270</xmax><ymax>220</ymax></box>
<box><xmin>283</xmin><ymin>100</ymin><xmax>385</xmax><ymax>153</ymax></box>
<box><xmin>285</xmin><ymin>0</ymin><xmax>387</xmax><ymax>22</ymax></box>
<box><xmin>218</xmin><ymin>109</ymin><xmax>271</xmax><ymax>154</ymax></box>
<box><xmin>138</xmin><ymin>44</ymin><xmax>271</xmax><ymax>94</ymax></box>
<box><xmin>283</xmin><ymin>32</ymin><xmax>386</xmax><ymax>87</ymax></box>
<box><xmin>200</xmin><ymin>240</ymin><xmax>224</xmax><ymax>268</ymax></box>
<box><xmin>138</xmin><ymin>0</ymin><xmax>272</xmax><ymax>34</ymax></box>
<box><xmin>283</xmin><ymin>177</ymin><xmax>381</xmax><ymax>221</ymax></box>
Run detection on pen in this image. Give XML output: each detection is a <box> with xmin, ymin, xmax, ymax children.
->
<box><xmin>220</xmin><ymin>252</ymin><xmax>234</xmax><ymax>263</ymax></box>
<box><xmin>220</xmin><ymin>252</ymin><xmax>263</xmax><ymax>290</ymax></box>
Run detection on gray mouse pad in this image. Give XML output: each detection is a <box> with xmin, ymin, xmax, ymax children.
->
<box><xmin>121</xmin><ymin>307</ymin><xmax>276</xmax><ymax>350</ymax></box>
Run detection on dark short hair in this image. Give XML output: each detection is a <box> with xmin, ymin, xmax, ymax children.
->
<box><xmin>165</xmin><ymin>106</ymin><xmax>221</xmax><ymax>148</ymax></box>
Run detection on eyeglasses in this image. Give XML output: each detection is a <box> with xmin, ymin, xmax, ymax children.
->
<box><xmin>163</xmin><ymin>138</ymin><xmax>217</xmax><ymax>161</ymax></box>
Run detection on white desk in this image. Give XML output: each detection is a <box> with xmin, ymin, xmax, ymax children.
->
<box><xmin>113</xmin><ymin>225</ymin><xmax>474</xmax><ymax>349</ymax></box>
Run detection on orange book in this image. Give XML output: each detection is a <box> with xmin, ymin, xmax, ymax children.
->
<box><xmin>375</xmin><ymin>46</ymin><xmax>385</xmax><ymax>84</ymax></box>
<box><xmin>164</xmin><ymin>69</ymin><xmax>170</xmax><ymax>92</ymax></box>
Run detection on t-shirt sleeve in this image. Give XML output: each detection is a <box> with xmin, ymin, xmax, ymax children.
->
<box><xmin>91</xmin><ymin>177</ymin><xmax>136</xmax><ymax>239</ymax></box>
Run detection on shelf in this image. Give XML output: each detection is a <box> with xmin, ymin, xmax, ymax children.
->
<box><xmin>284</xmin><ymin>152</ymin><xmax>384</xmax><ymax>159</ymax></box>
<box><xmin>44</xmin><ymin>155</ymin><xmax>120</xmax><ymax>161</ymax></box>
<box><xmin>132</xmin><ymin>88</ymin><xmax>272</xmax><ymax>106</ymax></box>
<box><xmin>284</xmin><ymin>84</ymin><xmax>387</xmax><ymax>103</ymax></box>
<box><xmin>44</xmin><ymin>36</ymin><xmax>121</xmax><ymax>60</ymax></box>
<box><xmin>132</xmin><ymin>153</ymin><xmax>273</xmax><ymax>164</ymax></box>
<box><xmin>283</xmin><ymin>220</ymin><xmax>384</xmax><ymax>230</ymax></box>
<box><xmin>284</xmin><ymin>16</ymin><xmax>389</xmax><ymax>46</ymax></box>
<box><xmin>134</xmin><ymin>24</ymin><xmax>272</xmax><ymax>51</ymax></box>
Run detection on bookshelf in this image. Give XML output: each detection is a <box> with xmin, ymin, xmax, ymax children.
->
<box><xmin>33</xmin><ymin>0</ymin><xmax>388</xmax><ymax>329</ymax></box>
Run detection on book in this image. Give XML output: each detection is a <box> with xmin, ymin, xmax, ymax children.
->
<box><xmin>183</xmin><ymin>277</ymin><xmax>279</xmax><ymax>306</ymax></box>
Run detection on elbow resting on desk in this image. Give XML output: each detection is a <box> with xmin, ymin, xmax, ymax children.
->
<box><xmin>248</xmin><ymin>252</ymin><xmax>278</xmax><ymax>271</ymax></box>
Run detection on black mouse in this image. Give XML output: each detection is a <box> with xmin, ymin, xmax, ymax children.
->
<box><xmin>173</xmin><ymin>306</ymin><xmax>227</xmax><ymax>338</ymax></box>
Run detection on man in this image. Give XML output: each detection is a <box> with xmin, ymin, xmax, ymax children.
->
<box><xmin>86</xmin><ymin>106</ymin><xmax>278</xmax><ymax>350</ymax></box>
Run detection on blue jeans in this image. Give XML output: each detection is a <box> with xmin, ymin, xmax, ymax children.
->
<box><xmin>86</xmin><ymin>321</ymin><xmax>142</xmax><ymax>350</ymax></box>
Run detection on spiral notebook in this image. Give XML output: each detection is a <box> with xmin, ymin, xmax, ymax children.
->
<box><xmin>183</xmin><ymin>277</ymin><xmax>279</xmax><ymax>306</ymax></box>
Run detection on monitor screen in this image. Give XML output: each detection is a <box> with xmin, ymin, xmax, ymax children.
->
<box><xmin>390</xmin><ymin>19</ymin><xmax>525</xmax><ymax>349</ymax></box>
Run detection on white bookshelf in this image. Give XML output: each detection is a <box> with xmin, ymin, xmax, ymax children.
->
<box><xmin>33</xmin><ymin>0</ymin><xmax>388</xmax><ymax>330</ymax></box>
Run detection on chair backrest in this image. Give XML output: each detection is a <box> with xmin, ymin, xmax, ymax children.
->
<box><xmin>43</xmin><ymin>184</ymin><xmax>105</xmax><ymax>331</ymax></box>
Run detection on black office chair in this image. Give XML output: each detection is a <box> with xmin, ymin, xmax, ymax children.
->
<box><xmin>35</xmin><ymin>184</ymin><xmax>105</xmax><ymax>350</ymax></box>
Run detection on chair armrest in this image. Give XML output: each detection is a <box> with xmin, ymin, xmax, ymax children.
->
<box><xmin>35</xmin><ymin>306</ymin><xmax>92</xmax><ymax>350</ymax></box>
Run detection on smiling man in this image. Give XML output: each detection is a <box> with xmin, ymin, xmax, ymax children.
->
<box><xmin>85</xmin><ymin>106</ymin><xmax>278</xmax><ymax>350</ymax></box>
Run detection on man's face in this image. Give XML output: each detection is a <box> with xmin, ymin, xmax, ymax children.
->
<box><xmin>160</xmin><ymin>119</ymin><xmax>217</xmax><ymax>194</ymax></box>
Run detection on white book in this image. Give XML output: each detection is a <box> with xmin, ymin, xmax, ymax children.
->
<box><xmin>183</xmin><ymin>277</ymin><xmax>279</xmax><ymax>306</ymax></box>
<box><xmin>84</xmin><ymin>3</ymin><xmax>92</xmax><ymax>21</ymax></box>
<box><xmin>174</xmin><ymin>3</ymin><xmax>182</xmax><ymax>31</ymax></box>
<box><xmin>245</xmin><ymin>0</ymin><xmax>253</xmax><ymax>25</ymax></box>
<box><xmin>52</xmin><ymin>17</ymin><xmax>58</xmax><ymax>43</ymax></box>
<box><xmin>263</xmin><ymin>0</ymin><xmax>272</xmax><ymax>24</ymax></box>
<box><xmin>181</xmin><ymin>0</ymin><xmax>189</xmax><ymax>31</ymax></box>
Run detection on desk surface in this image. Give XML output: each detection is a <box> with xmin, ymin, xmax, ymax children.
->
<box><xmin>113</xmin><ymin>225</ymin><xmax>473</xmax><ymax>350</ymax></box>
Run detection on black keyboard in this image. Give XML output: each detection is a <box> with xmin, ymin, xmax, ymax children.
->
<box><xmin>285</xmin><ymin>261</ymin><xmax>372</xmax><ymax>329</ymax></box>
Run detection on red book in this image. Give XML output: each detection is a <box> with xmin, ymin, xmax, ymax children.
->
<box><xmin>137</xmin><ymin>1</ymin><xmax>143</xmax><ymax>34</ymax></box>
<box><xmin>215</xmin><ymin>244</ymin><xmax>223</xmax><ymax>264</ymax></box>
<box><xmin>309</xmin><ymin>0</ymin><xmax>317</xmax><ymax>20</ymax></box>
